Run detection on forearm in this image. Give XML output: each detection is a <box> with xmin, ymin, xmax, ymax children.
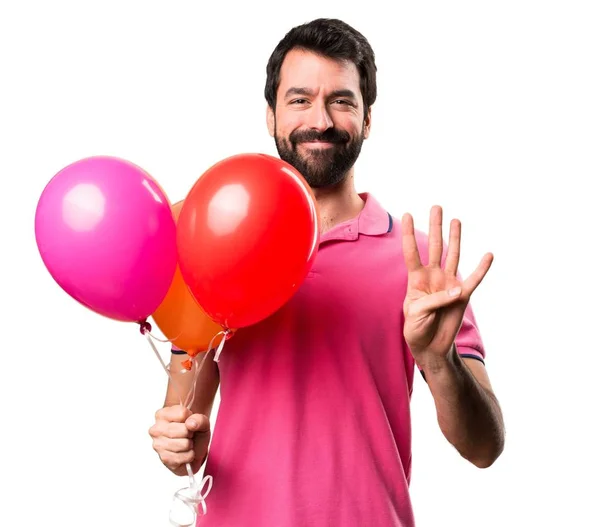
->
<box><xmin>422</xmin><ymin>345</ymin><xmax>505</xmax><ymax>468</ymax></box>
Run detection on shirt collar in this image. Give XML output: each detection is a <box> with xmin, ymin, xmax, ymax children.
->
<box><xmin>319</xmin><ymin>193</ymin><xmax>393</xmax><ymax>244</ymax></box>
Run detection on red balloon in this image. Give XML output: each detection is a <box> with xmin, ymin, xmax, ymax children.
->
<box><xmin>177</xmin><ymin>153</ymin><xmax>320</xmax><ymax>329</ymax></box>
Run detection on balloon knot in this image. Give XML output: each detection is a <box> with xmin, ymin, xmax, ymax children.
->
<box><xmin>139</xmin><ymin>320</ymin><xmax>152</xmax><ymax>335</ymax></box>
<box><xmin>181</xmin><ymin>358</ymin><xmax>193</xmax><ymax>371</ymax></box>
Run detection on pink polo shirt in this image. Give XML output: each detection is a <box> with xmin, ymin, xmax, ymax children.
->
<box><xmin>194</xmin><ymin>193</ymin><xmax>485</xmax><ymax>527</ymax></box>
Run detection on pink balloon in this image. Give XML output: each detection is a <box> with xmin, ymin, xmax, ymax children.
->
<box><xmin>35</xmin><ymin>156</ymin><xmax>177</xmax><ymax>323</ymax></box>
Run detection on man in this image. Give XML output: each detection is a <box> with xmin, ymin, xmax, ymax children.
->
<box><xmin>149</xmin><ymin>18</ymin><xmax>505</xmax><ymax>526</ymax></box>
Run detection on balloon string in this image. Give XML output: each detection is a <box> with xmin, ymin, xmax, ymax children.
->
<box><xmin>139</xmin><ymin>322</ymin><xmax>214</xmax><ymax>524</ymax></box>
<box><xmin>184</xmin><ymin>350</ymin><xmax>211</xmax><ymax>409</ymax></box>
<box><xmin>142</xmin><ymin>331</ymin><xmax>195</xmax><ymax>476</ymax></box>
<box><xmin>183</xmin><ymin>329</ymin><xmax>228</xmax><ymax>409</ymax></box>
<box><xmin>146</xmin><ymin>329</ymin><xmax>183</xmax><ymax>344</ymax></box>
<box><xmin>143</xmin><ymin>331</ymin><xmax>187</xmax><ymax>405</ymax></box>
<box><xmin>211</xmin><ymin>329</ymin><xmax>231</xmax><ymax>363</ymax></box>
<box><xmin>169</xmin><ymin>475</ymin><xmax>214</xmax><ymax>526</ymax></box>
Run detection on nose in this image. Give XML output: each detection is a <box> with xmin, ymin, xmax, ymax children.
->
<box><xmin>307</xmin><ymin>101</ymin><xmax>333</xmax><ymax>132</ymax></box>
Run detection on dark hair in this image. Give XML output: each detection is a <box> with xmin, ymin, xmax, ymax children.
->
<box><xmin>265</xmin><ymin>18</ymin><xmax>377</xmax><ymax>119</ymax></box>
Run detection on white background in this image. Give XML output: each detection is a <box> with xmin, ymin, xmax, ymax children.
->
<box><xmin>1</xmin><ymin>1</ymin><xmax>598</xmax><ymax>525</ymax></box>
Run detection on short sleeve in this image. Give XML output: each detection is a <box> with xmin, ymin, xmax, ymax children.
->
<box><xmin>171</xmin><ymin>345</ymin><xmax>187</xmax><ymax>355</ymax></box>
<box><xmin>454</xmin><ymin>301</ymin><xmax>485</xmax><ymax>364</ymax></box>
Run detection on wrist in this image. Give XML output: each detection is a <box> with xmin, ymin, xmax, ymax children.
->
<box><xmin>419</xmin><ymin>344</ymin><xmax>461</xmax><ymax>376</ymax></box>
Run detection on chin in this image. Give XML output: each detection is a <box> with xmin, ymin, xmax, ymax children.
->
<box><xmin>305</xmin><ymin>172</ymin><xmax>348</xmax><ymax>189</ymax></box>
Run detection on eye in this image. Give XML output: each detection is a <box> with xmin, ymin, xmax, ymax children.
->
<box><xmin>333</xmin><ymin>100</ymin><xmax>350</xmax><ymax>105</ymax></box>
<box><xmin>290</xmin><ymin>98</ymin><xmax>308</xmax><ymax>105</ymax></box>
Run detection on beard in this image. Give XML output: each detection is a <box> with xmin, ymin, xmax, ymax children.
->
<box><xmin>274</xmin><ymin>123</ymin><xmax>365</xmax><ymax>188</ymax></box>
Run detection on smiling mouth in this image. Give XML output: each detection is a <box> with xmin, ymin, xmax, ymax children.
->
<box><xmin>301</xmin><ymin>141</ymin><xmax>336</xmax><ymax>148</ymax></box>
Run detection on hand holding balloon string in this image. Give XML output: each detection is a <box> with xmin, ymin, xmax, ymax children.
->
<box><xmin>140</xmin><ymin>319</ymin><xmax>232</xmax><ymax>523</ymax></box>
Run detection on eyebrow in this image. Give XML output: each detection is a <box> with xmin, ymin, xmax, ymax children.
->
<box><xmin>284</xmin><ymin>87</ymin><xmax>358</xmax><ymax>101</ymax></box>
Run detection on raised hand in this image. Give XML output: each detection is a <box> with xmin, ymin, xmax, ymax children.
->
<box><xmin>401</xmin><ymin>205</ymin><xmax>493</xmax><ymax>369</ymax></box>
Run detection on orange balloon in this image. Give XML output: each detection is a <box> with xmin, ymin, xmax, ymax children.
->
<box><xmin>151</xmin><ymin>201</ymin><xmax>224</xmax><ymax>356</ymax></box>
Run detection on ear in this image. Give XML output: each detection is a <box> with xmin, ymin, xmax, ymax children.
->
<box><xmin>266</xmin><ymin>105</ymin><xmax>275</xmax><ymax>137</ymax></box>
<box><xmin>363</xmin><ymin>107</ymin><xmax>372</xmax><ymax>139</ymax></box>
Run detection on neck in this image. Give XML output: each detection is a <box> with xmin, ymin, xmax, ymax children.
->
<box><xmin>312</xmin><ymin>168</ymin><xmax>365</xmax><ymax>233</ymax></box>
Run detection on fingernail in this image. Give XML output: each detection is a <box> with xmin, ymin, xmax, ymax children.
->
<box><xmin>449</xmin><ymin>287</ymin><xmax>461</xmax><ymax>297</ymax></box>
<box><xmin>188</xmin><ymin>420</ymin><xmax>198</xmax><ymax>429</ymax></box>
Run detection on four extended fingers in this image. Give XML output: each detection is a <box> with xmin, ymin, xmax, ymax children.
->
<box><xmin>404</xmin><ymin>206</ymin><xmax>491</xmax><ymax>296</ymax></box>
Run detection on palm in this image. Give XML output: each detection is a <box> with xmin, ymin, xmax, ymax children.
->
<box><xmin>401</xmin><ymin>206</ymin><xmax>493</xmax><ymax>362</ymax></box>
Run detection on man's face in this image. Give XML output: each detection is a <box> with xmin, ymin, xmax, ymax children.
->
<box><xmin>267</xmin><ymin>49</ymin><xmax>371</xmax><ymax>188</ymax></box>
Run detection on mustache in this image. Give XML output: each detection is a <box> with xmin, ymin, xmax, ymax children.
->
<box><xmin>290</xmin><ymin>128</ymin><xmax>351</xmax><ymax>145</ymax></box>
